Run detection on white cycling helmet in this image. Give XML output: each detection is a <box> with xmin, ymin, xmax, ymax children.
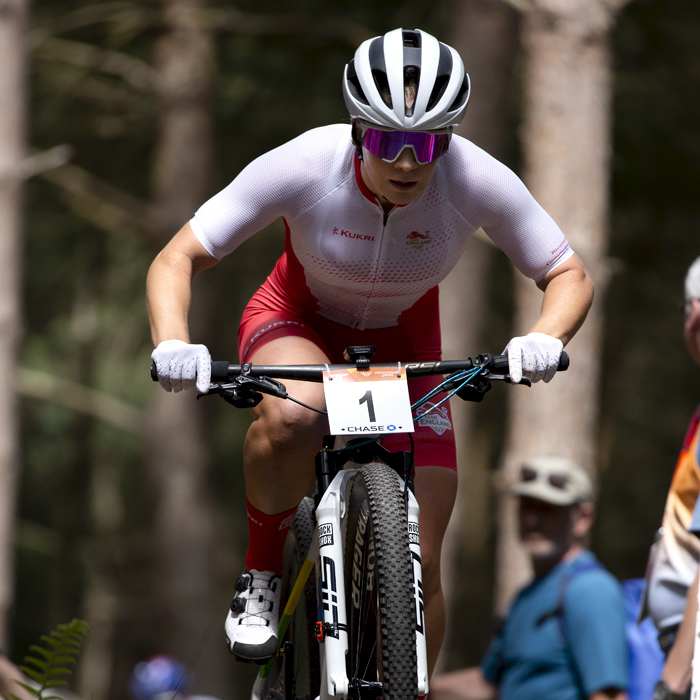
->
<box><xmin>343</xmin><ymin>28</ymin><xmax>470</xmax><ymax>132</ymax></box>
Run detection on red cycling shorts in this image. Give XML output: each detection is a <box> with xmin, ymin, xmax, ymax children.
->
<box><xmin>238</xmin><ymin>281</ymin><xmax>457</xmax><ymax>471</ymax></box>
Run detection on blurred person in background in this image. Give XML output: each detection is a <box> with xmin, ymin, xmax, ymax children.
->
<box><xmin>129</xmin><ymin>655</ymin><xmax>220</xmax><ymax>700</ymax></box>
<box><xmin>430</xmin><ymin>456</ymin><xmax>628</xmax><ymax>700</ymax></box>
<box><xmin>0</xmin><ymin>652</ymin><xmax>34</xmax><ymax>700</ymax></box>
<box><xmin>642</xmin><ymin>256</ymin><xmax>700</xmax><ymax>700</ymax></box>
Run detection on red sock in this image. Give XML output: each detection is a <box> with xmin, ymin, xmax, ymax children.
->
<box><xmin>245</xmin><ymin>498</ymin><xmax>298</xmax><ymax>575</ymax></box>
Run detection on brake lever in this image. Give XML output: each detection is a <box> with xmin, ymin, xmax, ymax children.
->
<box><xmin>197</xmin><ymin>375</ymin><xmax>289</xmax><ymax>408</ymax></box>
<box><xmin>499</xmin><ymin>375</ymin><xmax>532</xmax><ymax>387</ymax></box>
<box><xmin>483</xmin><ymin>371</ymin><xmax>532</xmax><ymax>387</ymax></box>
<box><xmin>200</xmin><ymin>383</ymin><xmax>232</xmax><ymax>397</ymax></box>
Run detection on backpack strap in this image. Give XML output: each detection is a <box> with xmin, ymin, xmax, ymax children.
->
<box><xmin>554</xmin><ymin>560</ymin><xmax>603</xmax><ymax>638</ymax></box>
<box><xmin>536</xmin><ymin>559</ymin><xmax>604</xmax><ymax>699</ymax></box>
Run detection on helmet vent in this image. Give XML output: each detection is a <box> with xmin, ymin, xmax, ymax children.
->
<box><xmin>402</xmin><ymin>30</ymin><xmax>421</xmax><ymax>48</ymax></box>
<box><xmin>404</xmin><ymin>66</ymin><xmax>420</xmax><ymax>117</ymax></box>
<box><xmin>346</xmin><ymin>60</ymin><xmax>369</xmax><ymax>105</ymax></box>
<box><xmin>372</xmin><ymin>69</ymin><xmax>392</xmax><ymax>108</ymax></box>
<box><xmin>427</xmin><ymin>44</ymin><xmax>453</xmax><ymax>112</ymax></box>
<box><xmin>368</xmin><ymin>36</ymin><xmax>387</xmax><ymax>72</ymax></box>
<box><xmin>447</xmin><ymin>73</ymin><xmax>470</xmax><ymax>112</ymax></box>
<box><xmin>368</xmin><ymin>37</ymin><xmax>391</xmax><ymax>107</ymax></box>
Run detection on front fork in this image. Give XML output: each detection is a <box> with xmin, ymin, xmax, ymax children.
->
<box><xmin>406</xmin><ymin>486</ymin><xmax>429</xmax><ymax>695</ymax></box>
<box><xmin>315</xmin><ymin>465</ymin><xmax>429</xmax><ymax>698</ymax></box>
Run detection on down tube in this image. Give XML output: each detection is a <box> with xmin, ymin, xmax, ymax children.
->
<box><xmin>316</xmin><ymin>470</ymin><xmax>351</xmax><ymax>698</ymax></box>
<box><xmin>406</xmin><ymin>486</ymin><xmax>429</xmax><ymax>695</ymax></box>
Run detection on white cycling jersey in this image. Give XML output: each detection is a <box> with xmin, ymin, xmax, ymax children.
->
<box><xmin>190</xmin><ymin>124</ymin><xmax>572</xmax><ymax>330</ymax></box>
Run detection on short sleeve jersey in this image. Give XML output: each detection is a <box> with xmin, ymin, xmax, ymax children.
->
<box><xmin>481</xmin><ymin>550</ymin><xmax>628</xmax><ymax>700</ymax></box>
<box><xmin>646</xmin><ymin>407</ymin><xmax>700</xmax><ymax>630</ymax></box>
<box><xmin>190</xmin><ymin>124</ymin><xmax>573</xmax><ymax>330</ymax></box>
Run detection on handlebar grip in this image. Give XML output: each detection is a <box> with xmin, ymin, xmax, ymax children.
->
<box><xmin>491</xmin><ymin>355</ymin><xmax>509</xmax><ymax>372</ymax></box>
<box><xmin>151</xmin><ymin>362</ymin><xmax>158</xmax><ymax>381</ymax></box>
<box><xmin>211</xmin><ymin>361</ymin><xmax>231</xmax><ymax>383</ymax></box>
<box><xmin>490</xmin><ymin>351</ymin><xmax>569</xmax><ymax>373</ymax></box>
<box><xmin>558</xmin><ymin>351</ymin><xmax>570</xmax><ymax>372</ymax></box>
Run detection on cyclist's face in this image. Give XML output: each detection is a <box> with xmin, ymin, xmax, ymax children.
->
<box><xmin>360</xmin><ymin>146</ymin><xmax>439</xmax><ymax>207</ymax></box>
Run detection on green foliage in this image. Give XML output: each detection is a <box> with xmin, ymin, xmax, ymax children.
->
<box><xmin>7</xmin><ymin>619</ymin><xmax>89</xmax><ymax>700</ymax></box>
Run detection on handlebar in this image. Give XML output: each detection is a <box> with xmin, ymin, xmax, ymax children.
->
<box><xmin>150</xmin><ymin>352</ymin><xmax>569</xmax><ymax>384</ymax></box>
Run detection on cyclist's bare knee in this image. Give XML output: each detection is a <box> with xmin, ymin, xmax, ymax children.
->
<box><xmin>247</xmin><ymin>335</ymin><xmax>330</xmax><ymax>451</ymax></box>
<box><xmin>252</xmin><ymin>389</ymin><xmax>327</xmax><ymax>452</ymax></box>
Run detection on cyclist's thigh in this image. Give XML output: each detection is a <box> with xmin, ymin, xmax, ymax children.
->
<box><xmin>412</xmin><ymin>466</ymin><xmax>458</xmax><ymax>581</ymax></box>
<box><xmin>379</xmin><ymin>375</ymin><xmax>458</xmax><ymax>470</ymax></box>
<box><xmin>248</xmin><ymin>335</ymin><xmax>330</xmax><ymax>426</ymax></box>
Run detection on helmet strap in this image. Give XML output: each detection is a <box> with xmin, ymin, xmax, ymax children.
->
<box><xmin>351</xmin><ymin>120</ymin><xmax>364</xmax><ymax>161</ymax></box>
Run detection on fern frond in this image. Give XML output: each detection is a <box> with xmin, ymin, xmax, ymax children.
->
<box><xmin>52</xmin><ymin>656</ymin><xmax>77</xmax><ymax>665</ymax></box>
<box><xmin>12</xmin><ymin>681</ymin><xmax>40</xmax><ymax>696</ymax></box>
<box><xmin>20</xmin><ymin>667</ymin><xmax>46</xmax><ymax>684</ymax></box>
<box><xmin>38</xmin><ymin>636</ymin><xmax>61</xmax><ymax>649</ymax></box>
<box><xmin>23</xmin><ymin>657</ymin><xmax>50</xmax><ymax>672</ymax></box>
<box><xmin>28</xmin><ymin>646</ymin><xmax>53</xmax><ymax>661</ymax></box>
<box><xmin>7</xmin><ymin>679</ymin><xmax>42</xmax><ymax>699</ymax></box>
<box><xmin>13</xmin><ymin>618</ymin><xmax>90</xmax><ymax>700</ymax></box>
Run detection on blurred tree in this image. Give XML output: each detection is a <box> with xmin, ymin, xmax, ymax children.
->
<box><xmin>438</xmin><ymin>0</ymin><xmax>520</xmax><ymax>670</ymax></box>
<box><xmin>495</xmin><ymin>0</ymin><xmax>631</xmax><ymax>610</ymax></box>
<box><xmin>143</xmin><ymin>0</ymin><xmax>234</xmax><ymax>697</ymax></box>
<box><xmin>0</xmin><ymin>0</ymin><xmax>29</xmax><ymax>650</ymax></box>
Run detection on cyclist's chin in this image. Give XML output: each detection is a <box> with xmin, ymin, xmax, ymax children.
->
<box><xmin>380</xmin><ymin>182</ymin><xmax>426</xmax><ymax>206</ymax></box>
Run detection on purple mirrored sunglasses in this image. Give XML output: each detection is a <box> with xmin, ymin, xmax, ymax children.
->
<box><xmin>360</xmin><ymin>125</ymin><xmax>451</xmax><ymax>165</ymax></box>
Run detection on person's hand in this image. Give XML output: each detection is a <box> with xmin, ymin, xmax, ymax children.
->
<box><xmin>504</xmin><ymin>332</ymin><xmax>563</xmax><ymax>384</ymax></box>
<box><xmin>151</xmin><ymin>339</ymin><xmax>211</xmax><ymax>393</ymax></box>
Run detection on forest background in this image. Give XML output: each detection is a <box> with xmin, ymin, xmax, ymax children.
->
<box><xmin>1</xmin><ymin>0</ymin><xmax>699</xmax><ymax>698</ymax></box>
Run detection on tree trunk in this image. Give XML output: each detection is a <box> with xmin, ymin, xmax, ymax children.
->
<box><xmin>495</xmin><ymin>0</ymin><xmax>625</xmax><ymax>611</ymax></box>
<box><xmin>146</xmin><ymin>1</ymin><xmax>230</xmax><ymax>696</ymax></box>
<box><xmin>438</xmin><ymin>0</ymin><xmax>519</xmax><ymax>669</ymax></box>
<box><xmin>0</xmin><ymin>0</ymin><xmax>29</xmax><ymax>651</ymax></box>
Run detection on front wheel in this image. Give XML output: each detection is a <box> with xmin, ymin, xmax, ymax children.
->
<box><xmin>344</xmin><ymin>462</ymin><xmax>418</xmax><ymax>700</ymax></box>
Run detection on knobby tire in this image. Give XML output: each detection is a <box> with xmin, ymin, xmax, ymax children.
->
<box><xmin>344</xmin><ymin>462</ymin><xmax>418</xmax><ymax>700</ymax></box>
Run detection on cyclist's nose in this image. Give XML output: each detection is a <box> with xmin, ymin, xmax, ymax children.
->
<box><xmin>394</xmin><ymin>147</ymin><xmax>419</xmax><ymax>171</ymax></box>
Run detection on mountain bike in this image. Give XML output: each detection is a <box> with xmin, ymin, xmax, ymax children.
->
<box><xmin>151</xmin><ymin>345</ymin><xmax>568</xmax><ymax>700</ymax></box>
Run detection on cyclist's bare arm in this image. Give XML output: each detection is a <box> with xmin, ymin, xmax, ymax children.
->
<box><xmin>659</xmin><ymin>568</ymin><xmax>699</xmax><ymax>695</ymax></box>
<box><xmin>147</xmin><ymin>222</ymin><xmax>218</xmax><ymax>346</ymax></box>
<box><xmin>429</xmin><ymin>667</ymin><xmax>497</xmax><ymax>700</ymax></box>
<box><xmin>531</xmin><ymin>253</ymin><xmax>594</xmax><ymax>346</ymax></box>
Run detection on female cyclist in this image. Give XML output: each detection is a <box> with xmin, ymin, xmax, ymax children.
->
<box><xmin>147</xmin><ymin>27</ymin><xmax>594</xmax><ymax>678</ymax></box>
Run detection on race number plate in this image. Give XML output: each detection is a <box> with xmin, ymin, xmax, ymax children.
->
<box><xmin>323</xmin><ymin>366</ymin><xmax>414</xmax><ymax>436</ymax></box>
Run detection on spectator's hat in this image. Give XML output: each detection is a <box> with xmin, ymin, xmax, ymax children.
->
<box><xmin>685</xmin><ymin>256</ymin><xmax>700</xmax><ymax>301</ymax></box>
<box><xmin>511</xmin><ymin>456</ymin><xmax>593</xmax><ymax>506</ymax></box>
<box><xmin>129</xmin><ymin>655</ymin><xmax>189</xmax><ymax>700</ymax></box>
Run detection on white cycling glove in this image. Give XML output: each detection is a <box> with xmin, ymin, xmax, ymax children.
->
<box><xmin>151</xmin><ymin>339</ymin><xmax>212</xmax><ymax>394</ymax></box>
<box><xmin>504</xmin><ymin>332</ymin><xmax>564</xmax><ymax>384</ymax></box>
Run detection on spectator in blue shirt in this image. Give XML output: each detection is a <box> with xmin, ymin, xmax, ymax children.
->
<box><xmin>430</xmin><ymin>456</ymin><xmax>628</xmax><ymax>700</ymax></box>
